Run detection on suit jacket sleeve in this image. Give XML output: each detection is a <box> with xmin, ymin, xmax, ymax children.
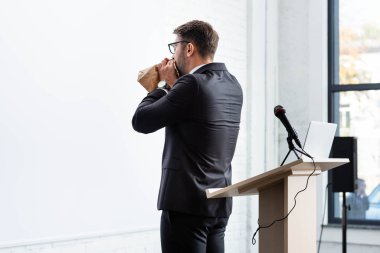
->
<box><xmin>132</xmin><ymin>75</ymin><xmax>196</xmax><ymax>134</ymax></box>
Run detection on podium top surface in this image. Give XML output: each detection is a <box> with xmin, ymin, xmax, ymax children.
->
<box><xmin>206</xmin><ymin>158</ymin><xmax>349</xmax><ymax>199</ymax></box>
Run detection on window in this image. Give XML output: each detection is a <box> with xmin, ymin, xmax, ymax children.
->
<box><xmin>328</xmin><ymin>0</ymin><xmax>380</xmax><ymax>224</ymax></box>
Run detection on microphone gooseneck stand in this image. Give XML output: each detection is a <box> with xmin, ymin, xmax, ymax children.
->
<box><xmin>281</xmin><ymin>134</ymin><xmax>311</xmax><ymax>166</ymax></box>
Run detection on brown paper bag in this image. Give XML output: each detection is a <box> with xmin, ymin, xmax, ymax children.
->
<box><xmin>137</xmin><ymin>65</ymin><xmax>160</xmax><ymax>92</ymax></box>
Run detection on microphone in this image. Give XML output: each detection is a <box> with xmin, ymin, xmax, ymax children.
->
<box><xmin>274</xmin><ymin>105</ymin><xmax>302</xmax><ymax>148</ymax></box>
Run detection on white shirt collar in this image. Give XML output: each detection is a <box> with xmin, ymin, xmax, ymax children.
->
<box><xmin>189</xmin><ymin>64</ymin><xmax>207</xmax><ymax>74</ymax></box>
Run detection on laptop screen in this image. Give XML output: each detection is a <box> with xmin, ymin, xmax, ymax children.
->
<box><xmin>302</xmin><ymin>121</ymin><xmax>337</xmax><ymax>159</ymax></box>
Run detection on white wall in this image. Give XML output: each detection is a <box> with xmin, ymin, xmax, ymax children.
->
<box><xmin>0</xmin><ymin>0</ymin><xmax>169</xmax><ymax>245</ymax></box>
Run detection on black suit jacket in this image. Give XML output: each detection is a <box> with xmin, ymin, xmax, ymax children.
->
<box><xmin>132</xmin><ymin>63</ymin><xmax>243</xmax><ymax>217</ymax></box>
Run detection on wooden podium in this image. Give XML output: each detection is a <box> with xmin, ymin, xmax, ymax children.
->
<box><xmin>206</xmin><ymin>158</ymin><xmax>349</xmax><ymax>253</ymax></box>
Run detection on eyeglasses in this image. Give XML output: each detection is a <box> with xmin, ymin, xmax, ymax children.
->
<box><xmin>168</xmin><ymin>40</ymin><xmax>190</xmax><ymax>54</ymax></box>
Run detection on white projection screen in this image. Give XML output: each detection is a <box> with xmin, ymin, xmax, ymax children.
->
<box><xmin>0</xmin><ymin>1</ymin><xmax>171</xmax><ymax>245</ymax></box>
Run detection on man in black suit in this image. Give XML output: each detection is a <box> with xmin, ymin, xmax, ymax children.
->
<box><xmin>132</xmin><ymin>20</ymin><xmax>243</xmax><ymax>253</ymax></box>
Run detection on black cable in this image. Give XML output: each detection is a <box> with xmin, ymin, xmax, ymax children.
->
<box><xmin>317</xmin><ymin>183</ymin><xmax>331</xmax><ymax>253</ymax></box>
<box><xmin>251</xmin><ymin>149</ymin><xmax>316</xmax><ymax>246</ymax></box>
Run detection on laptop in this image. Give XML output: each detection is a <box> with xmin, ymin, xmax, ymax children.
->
<box><xmin>301</xmin><ymin>121</ymin><xmax>337</xmax><ymax>159</ymax></box>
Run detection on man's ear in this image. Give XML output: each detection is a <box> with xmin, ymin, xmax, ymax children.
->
<box><xmin>186</xmin><ymin>43</ymin><xmax>195</xmax><ymax>57</ymax></box>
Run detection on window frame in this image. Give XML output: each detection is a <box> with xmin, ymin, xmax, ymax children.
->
<box><xmin>327</xmin><ymin>0</ymin><xmax>380</xmax><ymax>225</ymax></box>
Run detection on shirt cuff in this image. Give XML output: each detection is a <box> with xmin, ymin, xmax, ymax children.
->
<box><xmin>158</xmin><ymin>88</ymin><xmax>169</xmax><ymax>94</ymax></box>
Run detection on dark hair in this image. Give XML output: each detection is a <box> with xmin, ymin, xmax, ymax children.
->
<box><xmin>173</xmin><ymin>20</ymin><xmax>219</xmax><ymax>59</ymax></box>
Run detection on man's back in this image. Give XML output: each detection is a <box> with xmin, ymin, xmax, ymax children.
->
<box><xmin>156</xmin><ymin>63</ymin><xmax>243</xmax><ymax>217</ymax></box>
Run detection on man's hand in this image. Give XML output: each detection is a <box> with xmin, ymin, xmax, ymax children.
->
<box><xmin>157</xmin><ymin>58</ymin><xmax>178</xmax><ymax>88</ymax></box>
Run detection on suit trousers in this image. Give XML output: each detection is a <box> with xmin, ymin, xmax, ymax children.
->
<box><xmin>160</xmin><ymin>210</ymin><xmax>229</xmax><ymax>253</ymax></box>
